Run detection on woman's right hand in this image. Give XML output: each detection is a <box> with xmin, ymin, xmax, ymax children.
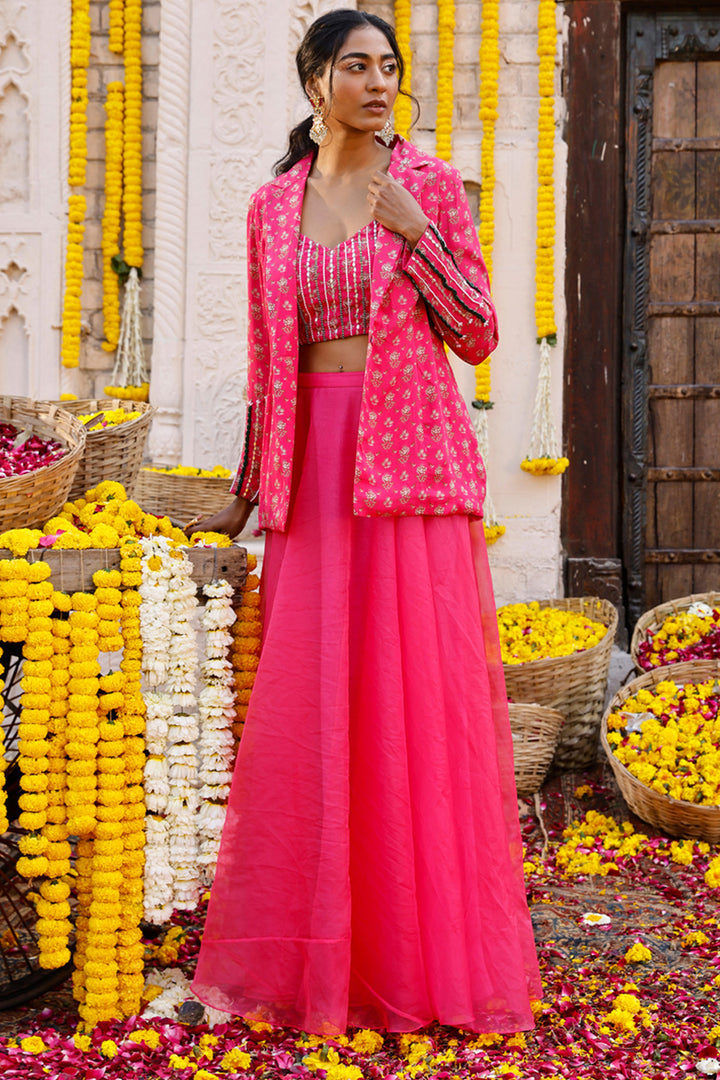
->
<box><xmin>186</xmin><ymin>496</ymin><xmax>254</xmax><ymax>541</ymax></box>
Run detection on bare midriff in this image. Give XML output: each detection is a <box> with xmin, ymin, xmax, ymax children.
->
<box><xmin>298</xmin><ymin>335</ymin><xmax>369</xmax><ymax>373</ymax></box>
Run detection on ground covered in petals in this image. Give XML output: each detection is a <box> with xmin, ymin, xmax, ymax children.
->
<box><xmin>1</xmin><ymin>766</ymin><xmax>719</xmax><ymax>1079</ymax></box>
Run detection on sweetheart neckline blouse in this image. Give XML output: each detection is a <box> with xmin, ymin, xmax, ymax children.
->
<box><xmin>297</xmin><ymin>220</ymin><xmax>378</xmax><ymax>345</ymax></box>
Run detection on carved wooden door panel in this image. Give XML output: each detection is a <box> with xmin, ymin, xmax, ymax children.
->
<box><xmin>625</xmin><ymin>12</ymin><xmax>720</xmax><ymax>624</ymax></box>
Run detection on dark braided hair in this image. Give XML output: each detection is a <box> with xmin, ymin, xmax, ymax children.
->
<box><xmin>274</xmin><ymin>9</ymin><xmax>415</xmax><ymax>176</ymax></box>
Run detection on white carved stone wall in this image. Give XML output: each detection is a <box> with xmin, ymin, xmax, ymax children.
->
<box><xmin>0</xmin><ymin>2</ymin><xmax>64</xmax><ymax>399</ymax></box>
<box><xmin>151</xmin><ymin>0</ymin><xmax>349</xmax><ymax>473</ymax></box>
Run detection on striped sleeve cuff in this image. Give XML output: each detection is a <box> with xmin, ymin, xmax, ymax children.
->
<box><xmin>403</xmin><ymin>223</ymin><xmax>491</xmax><ymax>336</ymax></box>
<box><xmin>229</xmin><ymin>398</ymin><xmax>264</xmax><ymax>503</ymax></box>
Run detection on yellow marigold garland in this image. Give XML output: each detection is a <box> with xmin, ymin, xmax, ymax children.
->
<box><xmin>102</xmin><ymin>82</ymin><xmax>124</xmax><ymax>352</ymax></box>
<box><xmin>230</xmin><ymin>555</ymin><xmax>260</xmax><ymax>745</ymax></box>
<box><xmin>109</xmin><ymin>0</ymin><xmax>124</xmax><ymax>54</ymax></box>
<box><xmin>36</xmin><ymin>592</ymin><xmax>73</xmax><ymax>970</ymax></box>
<box><xmin>65</xmin><ymin>592</ymin><xmax>100</xmax><ymax>839</ymax></box>
<box><xmin>535</xmin><ymin>0</ymin><xmax>556</xmax><ymax>344</ymax></box>
<box><xmin>475</xmin><ymin>0</ymin><xmax>503</xmax><ymax>544</ymax></box>
<box><xmin>61</xmin><ymin>196</ymin><xmax>87</xmax><ymax>370</ymax></box>
<box><xmin>123</xmin><ymin>0</ymin><xmax>144</xmax><ymax>269</ymax></box>
<box><xmin>393</xmin><ymin>0</ymin><xmax>412</xmax><ymax>140</ymax></box>
<box><xmin>103</xmin><ymin>382</ymin><xmax>150</xmax><ymax>402</ymax></box>
<box><xmin>117</xmin><ymin>539</ymin><xmax>147</xmax><ymax>1016</ymax></box>
<box><xmin>435</xmin><ymin>0</ymin><xmax>454</xmax><ymax>161</ymax></box>
<box><xmin>478</xmin><ymin>0</ymin><xmax>499</xmax><ymax>290</ymax></box>
<box><xmin>16</xmin><ymin>566</ymin><xmax>54</xmax><ymax>880</ymax></box>
<box><xmin>68</xmin><ymin>0</ymin><xmax>90</xmax><ymax>187</ymax></box>
<box><xmin>61</xmin><ymin>0</ymin><xmax>91</xmax><ymax>369</ymax></box>
<box><xmin>522</xmin><ymin>0</ymin><xmax>567</xmax><ymax>477</ymax></box>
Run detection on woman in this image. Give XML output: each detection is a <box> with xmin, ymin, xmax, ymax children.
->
<box><xmin>191</xmin><ymin>9</ymin><xmax>541</xmax><ymax>1035</ymax></box>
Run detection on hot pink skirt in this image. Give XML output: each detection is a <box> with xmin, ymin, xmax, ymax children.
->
<box><xmin>193</xmin><ymin>372</ymin><xmax>541</xmax><ymax>1034</ymax></box>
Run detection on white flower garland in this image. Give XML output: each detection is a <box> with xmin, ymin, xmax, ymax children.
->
<box><xmin>139</xmin><ymin>544</ymin><xmax>172</xmax><ymax>687</ymax></box>
<box><xmin>140</xmin><ymin>538</ymin><xmax>174</xmax><ymax>923</ymax></box>
<box><xmin>164</xmin><ymin>545</ymin><xmax>200</xmax><ymax>912</ymax></box>
<box><xmin>140</xmin><ymin>538</ymin><xmax>201</xmax><ymax>918</ymax></box>
<box><xmin>197</xmin><ymin>580</ymin><xmax>237</xmax><ymax>882</ymax></box>
<box><xmin>140</xmin><ymin>548</ymin><xmax>239</xmax><ymax>918</ymax></box>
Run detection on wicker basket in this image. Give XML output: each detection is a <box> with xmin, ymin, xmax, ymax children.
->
<box><xmin>508</xmin><ymin>702</ymin><xmax>565</xmax><ymax>797</ymax></box>
<box><xmin>0</xmin><ymin>397</ymin><xmax>86</xmax><ymax>531</ymax></box>
<box><xmin>132</xmin><ymin>467</ymin><xmax>233</xmax><ymax>524</ymax></box>
<box><xmin>631</xmin><ymin>592</ymin><xmax>720</xmax><ymax>673</ymax></box>
<box><xmin>502</xmin><ymin>597</ymin><xmax>618</xmax><ymax>771</ymax></box>
<box><xmin>46</xmin><ymin>398</ymin><xmax>155</xmax><ymax>502</ymax></box>
<box><xmin>601</xmin><ymin>659</ymin><xmax>720</xmax><ymax>842</ymax></box>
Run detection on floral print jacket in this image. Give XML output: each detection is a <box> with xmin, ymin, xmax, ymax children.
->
<box><xmin>230</xmin><ymin>137</ymin><xmax>499</xmax><ymax>531</ymax></box>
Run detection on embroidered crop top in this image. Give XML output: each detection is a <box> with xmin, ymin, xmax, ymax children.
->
<box><xmin>297</xmin><ymin>220</ymin><xmax>378</xmax><ymax>345</ymax></box>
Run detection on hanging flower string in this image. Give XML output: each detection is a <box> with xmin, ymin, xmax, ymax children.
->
<box><xmin>475</xmin><ymin>0</ymin><xmax>503</xmax><ymax>544</ymax></box>
<box><xmin>521</xmin><ymin>0</ymin><xmax>567</xmax><ymax>477</ymax></box>
<box><xmin>197</xmin><ymin>580</ymin><xmax>237</xmax><ymax>881</ymax></box>
<box><xmin>104</xmin><ymin>0</ymin><xmax>148</xmax><ymax>402</ymax></box>
<box><xmin>435</xmin><ymin>0</ymin><xmax>454</xmax><ymax>161</ymax></box>
<box><xmin>140</xmin><ymin>539</ymin><xmax>203</xmax><ymax>918</ymax></box>
<box><xmin>122</xmin><ymin>0</ymin><xmax>143</xmax><ymax>271</ymax></box>
<box><xmin>102</xmin><ymin>82</ymin><xmax>124</xmax><ymax>352</ymax></box>
<box><xmin>141</xmin><ymin>538</ymin><xmax>175</xmax><ymax>925</ymax></box>
<box><xmin>164</xmin><ymin>546</ymin><xmax>201</xmax><ymax>913</ymax></box>
<box><xmin>108</xmin><ymin>0</ymin><xmax>124</xmax><ymax>54</ymax></box>
<box><xmin>229</xmin><ymin>558</ymin><xmax>261</xmax><ymax>746</ymax></box>
<box><xmin>393</xmin><ymin>0</ymin><xmax>412</xmax><ymax>140</ymax></box>
<box><xmin>60</xmin><ymin>0</ymin><xmax>91</xmax><ymax>370</ymax></box>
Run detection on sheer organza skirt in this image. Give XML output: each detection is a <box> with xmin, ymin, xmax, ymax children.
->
<box><xmin>192</xmin><ymin>371</ymin><xmax>541</xmax><ymax>1033</ymax></box>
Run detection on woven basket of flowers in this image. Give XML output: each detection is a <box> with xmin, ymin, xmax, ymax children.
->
<box><xmin>132</xmin><ymin>465</ymin><xmax>233</xmax><ymax>525</ymax></box>
<box><xmin>630</xmin><ymin>593</ymin><xmax>720</xmax><ymax>674</ymax></box>
<box><xmin>601</xmin><ymin>660</ymin><xmax>720</xmax><ymax>842</ymax></box>
<box><xmin>0</xmin><ymin>397</ymin><xmax>86</xmax><ymax>531</ymax></box>
<box><xmin>47</xmin><ymin>398</ymin><xmax>155</xmax><ymax>502</ymax></box>
<box><xmin>508</xmin><ymin>702</ymin><xmax>565</xmax><ymax>797</ymax></box>
<box><xmin>499</xmin><ymin>597</ymin><xmax>618</xmax><ymax>770</ymax></box>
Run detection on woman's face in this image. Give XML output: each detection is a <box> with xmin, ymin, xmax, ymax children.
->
<box><xmin>310</xmin><ymin>25</ymin><xmax>400</xmax><ymax>138</ymax></box>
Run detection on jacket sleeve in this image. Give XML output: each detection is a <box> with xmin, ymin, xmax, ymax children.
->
<box><xmin>401</xmin><ymin>165</ymin><xmax>498</xmax><ymax>365</ymax></box>
<box><xmin>230</xmin><ymin>195</ymin><xmax>269</xmax><ymax>502</ymax></box>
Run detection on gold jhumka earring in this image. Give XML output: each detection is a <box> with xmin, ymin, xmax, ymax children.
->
<box><xmin>309</xmin><ymin>98</ymin><xmax>328</xmax><ymax>145</ymax></box>
<box><xmin>378</xmin><ymin>118</ymin><xmax>395</xmax><ymax>146</ymax></box>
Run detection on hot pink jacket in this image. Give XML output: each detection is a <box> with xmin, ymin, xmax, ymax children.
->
<box><xmin>231</xmin><ymin>137</ymin><xmax>498</xmax><ymax>531</ymax></box>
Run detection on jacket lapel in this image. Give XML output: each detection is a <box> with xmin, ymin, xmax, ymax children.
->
<box><xmin>263</xmin><ymin>156</ymin><xmax>313</xmax><ymax>368</ymax></box>
<box><xmin>370</xmin><ymin>138</ymin><xmax>429</xmax><ymax>320</ymax></box>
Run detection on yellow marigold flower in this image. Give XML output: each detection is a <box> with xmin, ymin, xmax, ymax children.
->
<box><xmin>73</xmin><ymin>1032</ymin><xmax>92</xmax><ymax>1051</ymax></box>
<box><xmin>20</xmin><ymin>1035</ymin><xmax>48</xmax><ymax>1053</ymax></box>
<box><xmin>169</xmin><ymin>1054</ymin><xmax>195</xmax><ymax>1070</ymax></box>
<box><xmin>349</xmin><ymin>1029</ymin><xmax>384</xmax><ymax>1054</ymax></box>
<box><xmin>624</xmin><ymin>941</ymin><xmax>652</xmax><ymax>963</ymax></box>
<box><xmin>220</xmin><ymin>1047</ymin><xmax>252</xmax><ymax>1071</ymax></box>
<box><xmin>683</xmin><ymin>930</ymin><xmax>710</xmax><ymax>946</ymax></box>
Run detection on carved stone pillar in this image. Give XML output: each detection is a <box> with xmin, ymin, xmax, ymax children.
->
<box><xmin>147</xmin><ymin>0</ymin><xmax>191</xmax><ymax>465</ymax></box>
<box><xmin>0</xmin><ymin>2</ymin><xmax>64</xmax><ymax>399</ymax></box>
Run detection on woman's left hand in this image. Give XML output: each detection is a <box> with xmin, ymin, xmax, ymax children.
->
<box><xmin>367</xmin><ymin>172</ymin><xmax>429</xmax><ymax>248</ymax></box>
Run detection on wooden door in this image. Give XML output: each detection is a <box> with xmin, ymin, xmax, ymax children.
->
<box><xmin>625</xmin><ymin>12</ymin><xmax>720</xmax><ymax>625</ymax></box>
